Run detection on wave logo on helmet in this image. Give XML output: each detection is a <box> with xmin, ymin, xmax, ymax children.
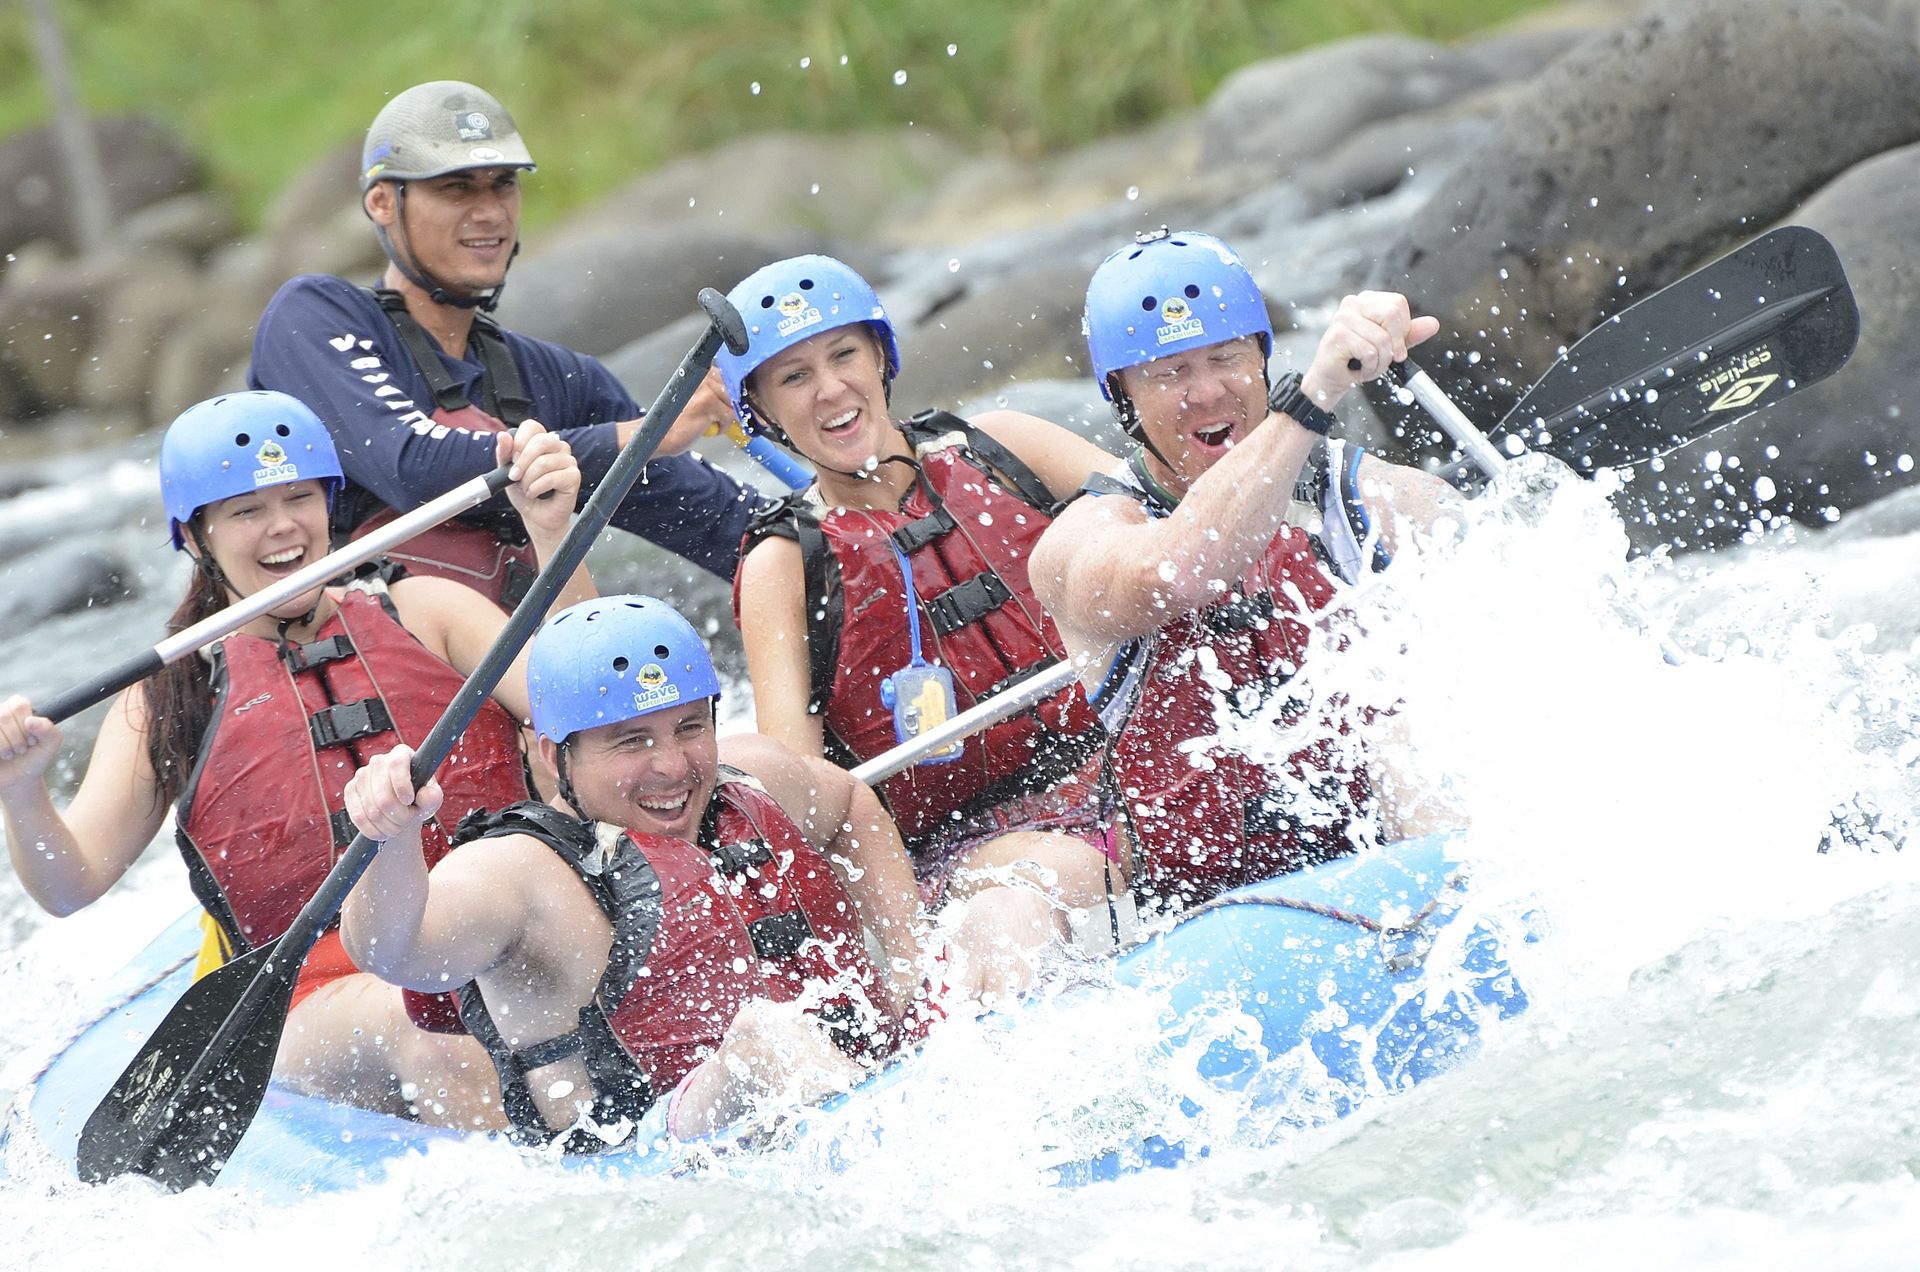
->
<box><xmin>253</xmin><ymin>440</ymin><xmax>298</xmax><ymax>485</ymax></box>
<box><xmin>632</xmin><ymin>662</ymin><xmax>681</xmax><ymax>714</ymax></box>
<box><xmin>455</xmin><ymin>111</ymin><xmax>493</xmax><ymax>142</ymax></box>
<box><xmin>1156</xmin><ymin>295</ymin><xmax>1204</xmax><ymax>346</ymax></box>
<box><xmin>775</xmin><ymin>290</ymin><xmax>823</xmax><ymax>338</ymax></box>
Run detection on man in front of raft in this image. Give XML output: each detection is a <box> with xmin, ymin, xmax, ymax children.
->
<box><xmin>338</xmin><ymin>595</ymin><xmax>932</xmax><ymax>1148</ymax></box>
<box><xmin>1030</xmin><ymin>229</ymin><xmax>1461</xmax><ymax>911</ymax></box>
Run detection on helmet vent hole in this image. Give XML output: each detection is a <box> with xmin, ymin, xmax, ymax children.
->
<box><xmin>276</xmin><ymin>423</ymin><xmax>291</xmax><ymax>436</ymax></box>
<box><xmin>1140</xmin><ymin>296</ymin><xmax>1156</xmax><ymax>312</ymax></box>
<box><xmin>235</xmin><ymin>433</ymin><xmax>251</xmax><ymax>446</ymax></box>
<box><xmin>799</xmin><ymin>278</ymin><xmax>814</xmax><ymax>290</ymax></box>
<box><xmin>1184</xmin><ymin>284</ymin><xmax>1201</xmax><ymax>299</ymax></box>
<box><xmin>759</xmin><ymin>295</ymin><xmax>775</xmax><ymax>309</ymax></box>
<box><xmin>612</xmin><ymin>656</ymin><xmax>629</xmax><ymax>673</ymax></box>
<box><xmin>654</xmin><ymin>644</ymin><xmax>670</xmax><ymax>658</ymax></box>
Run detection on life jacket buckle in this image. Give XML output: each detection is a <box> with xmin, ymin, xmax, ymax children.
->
<box><xmin>748</xmin><ymin>909</ymin><xmax>814</xmax><ymax>961</ymax></box>
<box><xmin>890</xmin><ymin>507</ymin><xmax>955</xmax><ymax>554</ymax></box>
<box><xmin>281</xmin><ymin>634</ymin><xmax>355</xmax><ymax>674</ymax></box>
<box><xmin>709</xmin><ymin>838</ymin><xmax>774</xmax><ymax>875</ymax></box>
<box><xmin>923</xmin><ymin>570</ymin><xmax>1013</xmax><ymax>636</ymax></box>
<box><xmin>308</xmin><ymin>698</ymin><xmax>395</xmax><ymax>748</ymax></box>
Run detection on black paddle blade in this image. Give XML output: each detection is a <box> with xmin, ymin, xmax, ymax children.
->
<box><xmin>75</xmin><ymin>937</ymin><xmax>297</xmax><ymax>1190</ymax></box>
<box><xmin>1495</xmin><ymin>225</ymin><xmax>1860</xmax><ymax>472</ymax></box>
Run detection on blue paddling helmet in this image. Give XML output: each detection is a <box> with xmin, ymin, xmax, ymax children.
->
<box><xmin>159</xmin><ymin>391</ymin><xmax>344</xmax><ymax>550</ymax></box>
<box><xmin>717</xmin><ymin>255</ymin><xmax>900</xmax><ymax>437</ymax></box>
<box><xmin>528</xmin><ymin>595</ymin><xmax>722</xmax><ymax>744</ymax></box>
<box><xmin>1084</xmin><ymin>229</ymin><xmax>1273</xmax><ymax>420</ymax></box>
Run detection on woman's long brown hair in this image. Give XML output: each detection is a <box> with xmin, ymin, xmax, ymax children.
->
<box><xmin>141</xmin><ymin>560</ymin><xmax>224</xmax><ymax>809</ymax></box>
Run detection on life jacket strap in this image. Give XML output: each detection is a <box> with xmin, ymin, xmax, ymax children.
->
<box><xmin>329</xmin><ymin>808</ymin><xmax>359</xmax><ymax>848</ymax></box>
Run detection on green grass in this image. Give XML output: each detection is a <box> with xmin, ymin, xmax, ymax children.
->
<box><xmin>0</xmin><ymin>0</ymin><xmax>1555</xmax><ymax>229</ymax></box>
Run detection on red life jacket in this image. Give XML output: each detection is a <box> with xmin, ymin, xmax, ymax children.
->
<box><xmin>453</xmin><ymin>773</ymin><xmax>898</xmax><ymax>1145</ymax></box>
<box><xmin>737</xmin><ymin>413</ymin><xmax>1104</xmax><ymax>852</ymax></box>
<box><xmin>345</xmin><ymin>289</ymin><xmax>539</xmax><ymax>609</ymax></box>
<box><xmin>1099</xmin><ymin>473</ymin><xmax>1375</xmax><ymax>908</ymax></box>
<box><xmin>174</xmin><ymin>584</ymin><xmax>529</xmax><ymax>1011</ymax></box>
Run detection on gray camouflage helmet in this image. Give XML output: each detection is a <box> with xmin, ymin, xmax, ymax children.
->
<box><xmin>360</xmin><ymin>81</ymin><xmax>536</xmax><ymax>192</ymax></box>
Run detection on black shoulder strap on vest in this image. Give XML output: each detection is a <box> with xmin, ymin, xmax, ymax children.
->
<box><xmin>368</xmin><ymin>287</ymin><xmax>532</xmax><ymax>426</ymax></box>
<box><xmin>791</xmin><ymin>506</ymin><xmax>842</xmax><ymax>721</ymax></box>
<box><xmin>450</xmin><ymin>801</ymin><xmax>664</xmax><ymax>1149</ymax></box>
<box><xmin>467</xmin><ymin>312</ymin><xmax>534</xmax><ymax>427</ymax></box>
<box><xmin>903</xmin><ymin>409</ymin><xmax>1064</xmax><ymax>515</ymax></box>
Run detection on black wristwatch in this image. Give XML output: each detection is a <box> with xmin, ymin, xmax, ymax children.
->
<box><xmin>1268</xmin><ymin>370</ymin><xmax>1338</xmax><ymax>436</ymax></box>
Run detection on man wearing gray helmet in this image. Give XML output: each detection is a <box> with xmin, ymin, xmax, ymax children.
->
<box><xmin>250</xmin><ymin>81</ymin><xmax>760</xmax><ymax>607</ymax></box>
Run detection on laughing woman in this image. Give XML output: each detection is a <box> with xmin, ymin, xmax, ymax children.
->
<box><xmin>0</xmin><ymin>389</ymin><xmax>586</xmax><ymax>1128</ymax></box>
<box><xmin>722</xmin><ymin>258</ymin><xmax>1129</xmax><ymax>995</ymax></box>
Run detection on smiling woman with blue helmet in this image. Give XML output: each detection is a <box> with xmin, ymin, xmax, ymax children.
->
<box><xmin>719</xmin><ymin>254</ymin><xmax>1138</xmax><ymax>994</ymax></box>
<box><xmin>0</xmin><ymin>388</ymin><xmax>588</xmax><ymax>1129</ymax></box>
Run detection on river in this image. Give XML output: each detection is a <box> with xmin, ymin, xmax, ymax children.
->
<box><xmin>0</xmin><ymin>413</ymin><xmax>1914</xmax><ymax>1270</ymax></box>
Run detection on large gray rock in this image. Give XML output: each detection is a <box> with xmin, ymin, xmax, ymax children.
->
<box><xmin>1372</xmin><ymin>0</ymin><xmax>1920</xmax><ymax>444</ymax></box>
<box><xmin>0</xmin><ymin>543</ymin><xmax>136</xmax><ymax>627</ymax></box>
<box><xmin>493</xmin><ymin>227</ymin><xmax>827</xmax><ymax>358</ymax></box>
<box><xmin>81</xmin><ymin>249</ymin><xmax>201</xmax><ymax>416</ymax></box>
<box><xmin>550</xmin><ymin>129</ymin><xmax>971</xmax><ymax>249</ymax></box>
<box><xmin>1610</xmin><ymin>144</ymin><xmax>1920</xmax><ymax>550</ymax></box>
<box><xmin>1198</xmin><ymin>32</ymin><xmax>1571</xmax><ymax>174</ymax></box>
<box><xmin>890</xmin><ymin>260</ymin><xmax>1094</xmax><ymax>410</ymax></box>
<box><xmin>0</xmin><ymin>116</ymin><xmax>201</xmax><ymax>261</ymax></box>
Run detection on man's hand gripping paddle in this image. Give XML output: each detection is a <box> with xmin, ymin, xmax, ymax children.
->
<box><xmin>73</xmin><ymin>290</ymin><xmax>751</xmax><ymax>1192</ymax></box>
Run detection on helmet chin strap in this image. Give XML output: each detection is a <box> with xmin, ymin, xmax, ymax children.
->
<box><xmin>553</xmin><ymin>741</ymin><xmax>590</xmax><ymax>822</ymax></box>
<box><xmin>375</xmin><ymin>181</ymin><xmax>516</xmax><ymax>313</ymax></box>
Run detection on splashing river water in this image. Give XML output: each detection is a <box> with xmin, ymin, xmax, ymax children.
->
<box><xmin>1</xmin><ymin>430</ymin><xmax>1914</xmax><ymax>1271</ymax></box>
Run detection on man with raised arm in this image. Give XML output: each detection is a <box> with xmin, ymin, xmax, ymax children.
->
<box><xmin>250</xmin><ymin>81</ymin><xmax>759</xmax><ymax>607</ymax></box>
<box><xmin>340</xmin><ymin>595</ymin><xmax>931</xmax><ymax>1146</ymax></box>
<box><xmin>1030</xmin><ymin>229</ymin><xmax>1461</xmax><ymax>910</ymax></box>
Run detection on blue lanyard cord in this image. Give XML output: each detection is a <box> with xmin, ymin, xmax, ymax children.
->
<box><xmin>888</xmin><ymin>540</ymin><xmax>929</xmax><ymax>667</ymax></box>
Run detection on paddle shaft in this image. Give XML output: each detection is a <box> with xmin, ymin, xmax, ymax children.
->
<box><xmin>119</xmin><ymin>291</ymin><xmax>748</xmax><ymax>1180</ymax></box>
<box><xmin>35</xmin><ymin>464</ymin><xmax>514</xmax><ymax>724</ymax></box>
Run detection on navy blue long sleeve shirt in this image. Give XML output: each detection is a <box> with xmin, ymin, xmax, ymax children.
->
<box><xmin>248</xmin><ymin>274</ymin><xmax>762</xmax><ymax>579</ymax></box>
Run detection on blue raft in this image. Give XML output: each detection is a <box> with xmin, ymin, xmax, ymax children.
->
<box><xmin>2</xmin><ymin>833</ymin><xmax>1528</xmax><ymax>1198</ymax></box>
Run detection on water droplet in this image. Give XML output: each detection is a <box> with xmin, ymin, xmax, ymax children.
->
<box><xmin>947</xmin><ymin>43</ymin><xmax>958</xmax><ymax>56</ymax></box>
<box><xmin>809</xmin><ymin>182</ymin><xmax>820</xmax><ymax>194</ymax></box>
<box><xmin>947</xmin><ymin>258</ymin><xmax>960</xmax><ymax>272</ymax></box>
<box><xmin>893</xmin><ymin>69</ymin><xmax>908</xmax><ymax>86</ymax></box>
<box><xmin>800</xmin><ymin>56</ymin><xmax>811</xmax><ymax>69</ymax></box>
<box><xmin>1899</xmin><ymin>454</ymin><xmax>1914</xmax><ymax>473</ymax></box>
<box><xmin>1754</xmin><ymin>476</ymin><xmax>1776</xmax><ymax>501</ymax></box>
<box><xmin>1126</xmin><ymin>186</ymin><xmax>1140</xmax><ymax>201</ymax></box>
<box><xmin>750</xmin><ymin>81</ymin><xmax>761</xmax><ymax>96</ymax></box>
<box><xmin>840</xmin><ymin>54</ymin><xmax>849</xmax><ymax>65</ymax></box>
<box><xmin>977</xmin><ymin>512</ymin><xmax>993</xmax><ymax>527</ymax></box>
